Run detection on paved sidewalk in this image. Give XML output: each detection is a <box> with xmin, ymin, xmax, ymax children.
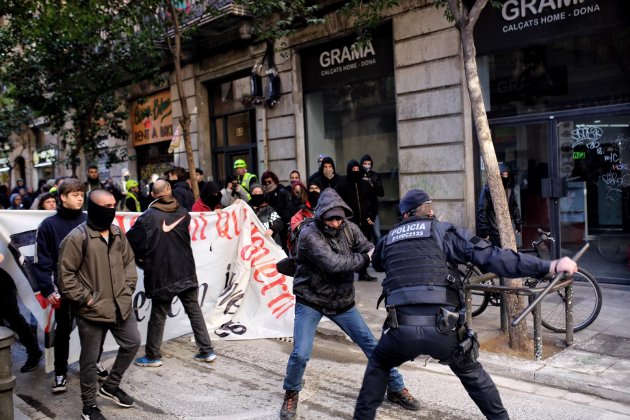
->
<box><xmin>316</xmin><ymin>270</ymin><xmax>630</xmax><ymax>405</ymax></box>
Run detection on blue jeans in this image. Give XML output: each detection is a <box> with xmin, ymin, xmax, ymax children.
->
<box><xmin>283</xmin><ymin>303</ymin><xmax>404</xmax><ymax>393</ymax></box>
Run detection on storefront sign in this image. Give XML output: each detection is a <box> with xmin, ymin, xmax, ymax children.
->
<box><xmin>301</xmin><ymin>24</ymin><xmax>394</xmax><ymax>92</ymax></box>
<box><xmin>474</xmin><ymin>0</ymin><xmax>630</xmax><ymax>54</ymax></box>
<box><xmin>131</xmin><ymin>90</ymin><xmax>173</xmax><ymax>146</ymax></box>
<box><xmin>32</xmin><ymin>147</ymin><xmax>57</xmax><ymax>167</ymax></box>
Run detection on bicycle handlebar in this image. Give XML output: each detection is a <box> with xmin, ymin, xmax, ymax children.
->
<box><xmin>511</xmin><ymin>242</ymin><xmax>590</xmax><ymax>328</ymax></box>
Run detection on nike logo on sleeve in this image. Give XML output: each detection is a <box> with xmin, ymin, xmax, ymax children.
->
<box><xmin>162</xmin><ymin>216</ymin><xmax>185</xmax><ymax>233</ymax></box>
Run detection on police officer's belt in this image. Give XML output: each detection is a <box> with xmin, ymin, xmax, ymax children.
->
<box><xmin>396</xmin><ymin>314</ymin><xmax>436</xmax><ymax>326</ymax></box>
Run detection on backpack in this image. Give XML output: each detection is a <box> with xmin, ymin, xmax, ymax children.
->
<box><xmin>287</xmin><ymin>217</ymin><xmax>313</xmax><ymax>258</ymax></box>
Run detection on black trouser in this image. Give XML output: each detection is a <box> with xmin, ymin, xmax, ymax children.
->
<box><xmin>144</xmin><ymin>287</ymin><xmax>213</xmax><ymax>359</ymax></box>
<box><xmin>355</xmin><ymin>321</ymin><xmax>508</xmax><ymax>419</ymax></box>
<box><xmin>54</xmin><ymin>298</ymin><xmax>107</xmax><ymax>376</ymax></box>
<box><xmin>0</xmin><ymin>275</ymin><xmax>40</xmax><ymax>357</ymax></box>
<box><xmin>76</xmin><ymin>315</ymin><xmax>140</xmax><ymax>407</ymax></box>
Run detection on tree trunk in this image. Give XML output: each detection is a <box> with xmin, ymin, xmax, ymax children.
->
<box><xmin>167</xmin><ymin>0</ymin><xmax>200</xmax><ymax>201</ymax></box>
<box><xmin>459</xmin><ymin>24</ymin><xmax>529</xmax><ymax>351</ymax></box>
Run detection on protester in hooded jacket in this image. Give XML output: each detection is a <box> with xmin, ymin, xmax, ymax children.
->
<box><xmin>261</xmin><ymin>170</ymin><xmax>295</xmax><ymax>249</ymax></box>
<box><xmin>172</xmin><ymin>177</ymin><xmax>194</xmax><ymax>212</ymax></box>
<box><xmin>9</xmin><ymin>193</ymin><xmax>24</xmax><ymax>209</ymax></box>
<box><xmin>335</xmin><ymin>160</ymin><xmax>379</xmax><ymax>281</ymax></box>
<box><xmin>335</xmin><ymin>160</ymin><xmax>378</xmax><ymax>239</ymax></box>
<box><xmin>360</xmin><ymin>154</ymin><xmax>384</xmax><ymax>242</ymax></box>
<box><xmin>126</xmin><ymin>180</ymin><xmax>216</xmax><ymax>368</ymax></box>
<box><xmin>192</xmin><ymin>181</ymin><xmax>223</xmax><ymax>212</ymax></box>
<box><xmin>279</xmin><ymin>187</ymin><xmax>418</xmax><ymax>419</ymax></box>
<box><xmin>313</xmin><ymin>156</ymin><xmax>341</xmax><ymax>190</ymax></box>
<box><xmin>476</xmin><ymin>163</ymin><xmax>522</xmax><ymax>247</ymax></box>
<box><xmin>249</xmin><ymin>184</ymin><xmax>283</xmax><ymax>246</ymax></box>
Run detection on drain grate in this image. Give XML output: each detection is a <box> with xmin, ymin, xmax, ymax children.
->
<box><xmin>574</xmin><ymin>333</ymin><xmax>630</xmax><ymax>358</ymax></box>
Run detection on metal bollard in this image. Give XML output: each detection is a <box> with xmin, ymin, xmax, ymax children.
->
<box><xmin>0</xmin><ymin>327</ymin><xmax>16</xmax><ymax>420</ymax></box>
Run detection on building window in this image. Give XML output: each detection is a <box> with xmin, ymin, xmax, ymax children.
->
<box><xmin>479</xmin><ymin>27</ymin><xmax>630</xmax><ymax>118</ymax></box>
<box><xmin>301</xmin><ymin>24</ymin><xmax>399</xmax><ymax>230</ymax></box>
<box><xmin>208</xmin><ymin>73</ymin><xmax>257</xmax><ymax>186</ymax></box>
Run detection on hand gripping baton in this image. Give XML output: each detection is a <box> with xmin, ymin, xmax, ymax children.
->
<box><xmin>511</xmin><ymin>242</ymin><xmax>589</xmax><ymax>327</ymax></box>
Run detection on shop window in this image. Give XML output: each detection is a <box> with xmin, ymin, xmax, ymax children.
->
<box><xmin>304</xmin><ymin>76</ymin><xmax>399</xmax><ymax>230</ymax></box>
<box><xmin>479</xmin><ymin>27</ymin><xmax>630</xmax><ymax>118</ymax></box>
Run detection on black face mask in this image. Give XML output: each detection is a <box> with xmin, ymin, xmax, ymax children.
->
<box><xmin>87</xmin><ymin>199</ymin><xmax>116</xmax><ymax>231</ymax></box>
<box><xmin>322</xmin><ymin>223</ymin><xmax>342</xmax><ymax>237</ymax></box>
<box><xmin>307</xmin><ymin>191</ymin><xmax>320</xmax><ymax>208</ymax></box>
<box><xmin>502</xmin><ymin>176</ymin><xmax>510</xmax><ymax>188</ymax></box>
<box><xmin>347</xmin><ymin>170</ymin><xmax>361</xmax><ymax>183</ymax></box>
<box><xmin>203</xmin><ymin>193</ymin><xmax>221</xmax><ymax>209</ymax></box>
<box><xmin>249</xmin><ymin>194</ymin><xmax>265</xmax><ymax>207</ymax></box>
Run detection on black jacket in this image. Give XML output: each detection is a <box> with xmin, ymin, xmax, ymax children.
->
<box><xmin>126</xmin><ymin>196</ymin><xmax>198</xmax><ymax>301</ymax></box>
<box><xmin>173</xmin><ymin>180</ymin><xmax>194</xmax><ymax>212</ymax></box>
<box><xmin>335</xmin><ymin>160</ymin><xmax>378</xmax><ymax>231</ymax></box>
<box><xmin>373</xmin><ymin>217</ymin><xmax>549</xmax><ymax>279</ymax></box>
<box><xmin>292</xmin><ymin>188</ymin><xmax>373</xmax><ymax>314</ymax></box>
<box><xmin>33</xmin><ymin>207</ymin><xmax>87</xmax><ymax>298</ymax></box>
<box><xmin>360</xmin><ymin>154</ymin><xmax>385</xmax><ymax>198</ymax></box>
<box><xmin>476</xmin><ymin>184</ymin><xmax>522</xmax><ymax>246</ymax></box>
<box><xmin>266</xmin><ymin>185</ymin><xmax>296</xmax><ymax>225</ymax></box>
<box><xmin>253</xmin><ymin>203</ymin><xmax>284</xmax><ymax>246</ymax></box>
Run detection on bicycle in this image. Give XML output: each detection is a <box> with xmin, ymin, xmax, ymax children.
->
<box><xmin>458</xmin><ymin>229</ymin><xmax>603</xmax><ymax>333</ymax></box>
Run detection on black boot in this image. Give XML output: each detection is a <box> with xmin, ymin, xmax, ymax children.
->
<box><xmin>20</xmin><ymin>349</ymin><xmax>42</xmax><ymax>373</ymax></box>
<box><xmin>280</xmin><ymin>390</ymin><xmax>299</xmax><ymax>420</ymax></box>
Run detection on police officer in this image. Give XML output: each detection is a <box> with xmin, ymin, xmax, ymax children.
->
<box><xmin>354</xmin><ymin>189</ymin><xmax>578</xmax><ymax>419</ymax></box>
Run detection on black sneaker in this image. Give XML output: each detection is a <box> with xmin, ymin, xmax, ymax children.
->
<box><xmin>52</xmin><ymin>375</ymin><xmax>67</xmax><ymax>394</ymax></box>
<box><xmin>99</xmin><ymin>386</ymin><xmax>134</xmax><ymax>408</ymax></box>
<box><xmin>82</xmin><ymin>405</ymin><xmax>106</xmax><ymax>420</ymax></box>
<box><xmin>387</xmin><ymin>388</ymin><xmax>420</xmax><ymax>411</ymax></box>
<box><xmin>280</xmin><ymin>390</ymin><xmax>299</xmax><ymax>420</ymax></box>
<box><xmin>358</xmin><ymin>273</ymin><xmax>378</xmax><ymax>282</ymax></box>
<box><xmin>20</xmin><ymin>350</ymin><xmax>42</xmax><ymax>373</ymax></box>
<box><xmin>96</xmin><ymin>362</ymin><xmax>109</xmax><ymax>381</ymax></box>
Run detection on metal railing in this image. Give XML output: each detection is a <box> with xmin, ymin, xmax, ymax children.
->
<box><xmin>465</xmin><ymin>276</ymin><xmax>574</xmax><ymax>361</ymax></box>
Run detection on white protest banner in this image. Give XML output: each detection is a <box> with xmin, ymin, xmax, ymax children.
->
<box><xmin>0</xmin><ymin>201</ymin><xmax>294</xmax><ymax>372</ymax></box>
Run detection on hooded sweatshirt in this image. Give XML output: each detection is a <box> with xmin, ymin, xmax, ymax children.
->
<box><xmin>292</xmin><ymin>188</ymin><xmax>373</xmax><ymax>314</ymax></box>
<box><xmin>126</xmin><ymin>195</ymin><xmax>198</xmax><ymax>300</ymax></box>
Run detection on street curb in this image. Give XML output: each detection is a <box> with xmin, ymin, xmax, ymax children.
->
<box><xmin>421</xmin><ymin>351</ymin><xmax>630</xmax><ymax>406</ymax></box>
<box><xmin>315</xmin><ymin>325</ymin><xmax>630</xmax><ymax>406</ymax></box>
<box><xmin>14</xmin><ymin>393</ymin><xmax>52</xmax><ymax>420</ymax></box>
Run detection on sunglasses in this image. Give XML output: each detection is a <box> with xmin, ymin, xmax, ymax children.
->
<box><xmin>323</xmin><ymin>216</ymin><xmax>343</xmax><ymax>222</ymax></box>
<box><xmin>263</xmin><ymin>180</ymin><xmax>273</xmax><ymax>186</ymax></box>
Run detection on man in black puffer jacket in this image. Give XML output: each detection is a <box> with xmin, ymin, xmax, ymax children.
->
<box><xmin>279</xmin><ymin>188</ymin><xmax>419</xmax><ymax>420</ymax></box>
<box><xmin>126</xmin><ymin>179</ymin><xmax>216</xmax><ymax>367</ymax></box>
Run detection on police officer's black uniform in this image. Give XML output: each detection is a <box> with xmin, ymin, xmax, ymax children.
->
<box><xmin>354</xmin><ymin>189</ymin><xmax>552</xmax><ymax>420</ymax></box>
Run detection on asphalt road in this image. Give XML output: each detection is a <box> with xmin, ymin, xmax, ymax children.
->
<box><xmin>12</xmin><ymin>332</ymin><xmax>630</xmax><ymax>419</ymax></box>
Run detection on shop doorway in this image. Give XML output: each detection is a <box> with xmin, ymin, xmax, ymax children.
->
<box><xmin>486</xmin><ymin>108</ymin><xmax>630</xmax><ymax>284</ymax></box>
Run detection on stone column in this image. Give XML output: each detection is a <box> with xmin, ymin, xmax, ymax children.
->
<box><xmin>0</xmin><ymin>327</ymin><xmax>16</xmax><ymax>420</ymax></box>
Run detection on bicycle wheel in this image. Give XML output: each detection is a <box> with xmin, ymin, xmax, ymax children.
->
<box><xmin>458</xmin><ymin>264</ymin><xmax>490</xmax><ymax>317</ymax></box>
<box><xmin>536</xmin><ymin>268</ymin><xmax>603</xmax><ymax>333</ymax></box>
